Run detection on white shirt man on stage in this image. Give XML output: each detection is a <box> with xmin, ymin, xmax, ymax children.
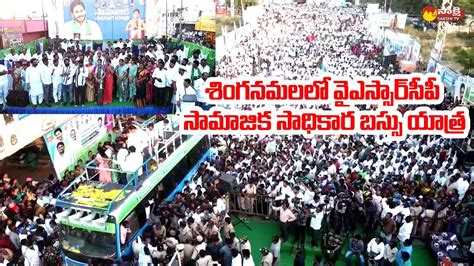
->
<box><xmin>40</xmin><ymin>58</ymin><xmax>54</xmax><ymax>106</ymax></box>
<box><xmin>52</xmin><ymin>60</ymin><xmax>63</xmax><ymax>103</ymax></box>
<box><xmin>4</xmin><ymin>49</ymin><xmax>18</xmax><ymax>63</ymax></box>
<box><xmin>172</xmin><ymin>66</ymin><xmax>187</xmax><ymax>112</ymax></box>
<box><xmin>0</xmin><ymin>63</ymin><xmax>8</xmax><ymax>108</ymax></box>
<box><xmin>194</xmin><ymin>72</ymin><xmax>209</xmax><ymax>108</ymax></box>
<box><xmin>121</xmin><ymin>146</ymin><xmax>144</xmax><ymax>177</ymax></box>
<box><xmin>176</xmin><ymin>78</ymin><xmax>197</xmax><ymax>114</ymax></box>
<box><xmin>25</xmin><ymin>59</ymin><xmax>44</xmax><ymax>107</ymax></box>
<box><xmin>17</xmin><ymin>49</ymin><xmax>31</xmax><ymax>62</ymax></box>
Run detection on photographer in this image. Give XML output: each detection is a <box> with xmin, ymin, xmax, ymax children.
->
<box><xmin>293</xmin><ymin>205</ymin><xmax>311</xmax><ymax>247</ymax></box>
<box><xmin>334</xmin><ymin>197</ymin><xmax>347</xmax><ymax>234</ymax></box>
<box><xmin>322</xmin><ymin>232</ymin><xmax>342</xmax><ymax>265</ymax></box>
<box><xmin>310</xmin><ymin>206</ymin><xmax>324</xmax><ymax>248</ymax></box>
<box><xmin>367</xmin><ymin>236</ymin><xmax>385</xmax><ymax>266</ymax></box>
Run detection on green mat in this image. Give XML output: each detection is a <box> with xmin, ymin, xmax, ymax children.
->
<box><xmin>232</xmin><ymin>217</ymin><xmax>436</xmax><ymax>266</ymax></box>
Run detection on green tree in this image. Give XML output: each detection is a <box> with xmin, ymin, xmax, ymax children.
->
<box><xmin>452</xmin><ymin>46</ymin><xmax>474</xmax><ymax>75</ymax></box>
<box><xmin>225</xmin><ymin>0</ymin><xmax>260</xmax><ymax>9</ymax></box>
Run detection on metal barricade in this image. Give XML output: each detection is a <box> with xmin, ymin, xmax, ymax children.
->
<box><xmin>228</xmin><ymin>193</ymin><xmax>274</xmax><ymax>218</ymax></box>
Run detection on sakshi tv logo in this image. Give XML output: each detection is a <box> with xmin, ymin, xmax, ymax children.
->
<box><xmin>422</xmin><ymin>5</ymin><xmax>465</xmax><ymax>22</ymax></box>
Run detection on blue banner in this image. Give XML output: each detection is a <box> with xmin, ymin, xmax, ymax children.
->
<box><xmin>61</xmin><ymin>0</ymin><xmax>146</xmax><ymax>40</ymax></box>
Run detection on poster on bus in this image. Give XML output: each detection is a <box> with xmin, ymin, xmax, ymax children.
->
<box><xmin>43</xmin><ymin>114</ymin><xmax>114</xmax><ymax>179</ymax></box>
<box><xmin>48</xmin><ymin>0</ymin><xmax>146</xmax><ymax>40</ymax></box>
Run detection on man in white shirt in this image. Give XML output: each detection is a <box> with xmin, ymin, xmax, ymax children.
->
<box><xmin>122</xmin><ymin>146</ymin><xmax>144</xmax><ymax>180</ymax></box>
<box><xmin>310</xmin><ymin>206</ymin><xmax>324</xmax><ymax>248</ymax></box>
<box><xmin>145</xmin><ymin>46</ymin><xmax>156</xmax><ymax>60</ymax></box>
<box><xmin>60</xmin><ymin>58</ymin><xmax>75</xmax><ymax>106</ymax></box>
<box><xmin>0</xmin><ymin>62</ymin><xmax>8</xmax><ymax>108</ymax></box>
<box><xmin>25</xmin><ymin>59</ymin><xmax>44</xmax><ymax>107</ymax></box>
<box><xmin>40</xmin><ymin>58</ymin><xmax>54</xmax><ymax>106</ymax></box>
<box><xmin>194</xmin><ymin>72</ymin><xmax>209</xmax><ymax>108</ymax></box>
<box><xmin>73</xmin><ymin>59</ymin><xmax>88</xmax><ymax>107</ymax></box>
<box><xmin>177</xmin><ymin>78</ymin><xmax>197</xmax><ymax>113</ymax></box>
<box><xmin>199</xmin><ymin>59</ymin><xmax>210</xmax><ymax>75</ymax></box>
<box><xmin>114</xmin><ymin>39</ymin><xmax>124</xmax><ymax>49</ymax></box>
<box><xmin>51</xmin><ymin>59</ymin><xmax>63</xmax><ymax>103</ymax></box>
<box><xmin>172</xmin><ymin>66</ymin><xmax>187</xmax><ymax>113</ymax></box>
<box><xmin>4</xmin><ymin>49</ymin><xmax>18</xmax><ymax>63</ymax></box>
<box><xmin>111</xmin><ymin>53</ymin><xmax>120</xmax><ymax>69</ymax></box>
<box><xmin>17</xmin><ymin>48</ymin><xmax>31</xmax><ymax>62</ymax></box>
<box><xmin>176</xmin><ymin>46</ymin><xmax>185</xmax><ymax>61</ymax></box>
<box><xmin>367</xmin><ymin>236</ymin><xmax>385</xmax><ymax>265</ymax></box>
<box><xmin>127</xmin><ymin>125</ymin><xmax>149</xmax><ymax>154</ymax></box>
<box><xmin>146</xmin><ymin>123</ymin><xmax>159</xmax><ymax>149</ymax></box>
<box><xmin>165</xmin><ymin>60</ymin><xmax>177</xmax><ymax>107</ymax></box>
<box><xmin>62</xmin><ymin>1</ymin><xmax>103</xmax><ymax>40</ymax></box>
<box><xmin>31</xmin><ymin>50</ymin><xmax>43</xmax><ymax>61</ymax></box>
<box><xmin>397</xmin><ymin>216</ymin><xmax>414</xmax><ymax>243</ymax></box>
<box><xmin>152</xmin><ymin>61</ymin><xmax>166</xmax><ymax>107</ymax></box>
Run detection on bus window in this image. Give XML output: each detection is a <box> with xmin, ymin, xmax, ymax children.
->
<box><xmin>122</xmin><ymin>211</ymin><xmax>141</xmax><ymax>242</ymax></box>
<box><xmin>60</xmin><ymin>225</ymin><xmax>116</xmax><ymax>259</ymax></box>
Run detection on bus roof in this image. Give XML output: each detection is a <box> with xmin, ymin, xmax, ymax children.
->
<box><xmin>55</xmin><ymin>124</ymin><xmax>206</xmax><ymax>230</ymax></box>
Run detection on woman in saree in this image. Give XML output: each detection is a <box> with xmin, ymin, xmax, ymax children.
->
<box><xmin>96</xmin><ymin>148</ymin><xmax>112</xmax><ymax>183</ymax></box>
<box><xmin>144</xmin><ymin>60</ymin><xmax>153</xmax><ymax>105</ymax></box>
<box><xmin>20</xmin><ymin>61</ymin><xmax>29</xmax><ymax>91</ymax></box>
<box><xmin>12</xmin><ymin>61</ymin><xmax>23</xmax><ymax>91</ymax></box>
<box><xmin>103</xmin><ymin>59</ymin><xmax>115</xmax><ymax>105</ymax></box>
<box><xmin>128</xmin><ymin>58</ymin><xmax>138</xmax><ymax>102</ymax></box>
<box><xmin>93</xmin><ymin>59</ymin><xmax>106</xmax><ymax>105</ymax></box>
<box><xmin>116</xmin><ymin>59</ymin><xmax>129</xmax><ymax>102</ymax></box>
<box><xmin>135</xmin><ymin>63</ymin><xmax>148</xmax><ymax>107</ymax></box>
<box><xmin>85</xmin><ymin>57</ymin><xmax>96</xmax><ymax>102</ymax></box>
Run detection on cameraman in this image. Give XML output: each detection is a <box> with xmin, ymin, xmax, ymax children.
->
<box><xmin>293</xmin><ymin>205</ymin><xmax>311</xmax><ymax>247</ymax></box>
<box><xmin>367</xmin><ymin>236</ymin><xmax>385</xmax><ymax>266</ymax></box>
<box><xmin>310</xmin><ymin>206</ymin><xmax>324</xmax><ymax>248</ymax></box>
<box><xmin>334</xmin><ymin>197</ymin><xmax>347</xmax><ymax>234</ymax></box>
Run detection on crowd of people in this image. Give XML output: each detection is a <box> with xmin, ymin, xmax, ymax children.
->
<box><xmin>0</xmin><ymin>36</ymin><xmax>212</xmax><ymax>110</ymax></box>
<box><xmin>129</xmin><ymin>125</ymin><xmax>473</xmax><ymax>266</ymax></box>
<box><xmin>0</xmin><ymin>115</ymin><xmax>169</xmax><ymax>265</ymax></box>
<box><xmin>0</xmin><ymin>116</ymin><xmax>472</xmax><ymax>266</ymax></box>
<box><xmin>178</xmin><ymin>31</ymin><xmax>216</xmax><ymax>49</ymax></box>
<box><xmin>217</xmin><ymin>4</ymin><xmax>387</xmax><ymax>81</ymax></box>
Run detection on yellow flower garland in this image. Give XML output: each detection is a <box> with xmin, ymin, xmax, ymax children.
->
<box><xmin>71</xmin><ymin>184</ymin><xmax>130</xmax><ymax>208</ymax></box>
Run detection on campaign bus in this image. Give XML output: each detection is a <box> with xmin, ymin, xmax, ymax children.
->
<box><xmin>54</xmin><ymin>121</ymin><xmax>210</xmax><ymax>265</ymax></box>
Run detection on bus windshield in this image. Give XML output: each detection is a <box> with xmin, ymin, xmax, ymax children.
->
<box><xmin>60</xmin><ymin>225</ymin><xmax>116</xmax><ymax>259</ymax></box>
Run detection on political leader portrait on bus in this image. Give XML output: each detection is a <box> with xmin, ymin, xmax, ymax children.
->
<box><xmin>126</xmin><ymin>9</ymin><xmax>146</xmax><ymax>40</ymax></box>
<box><xmin>62</xmin><ymin>0</ymin><xmax>103</xmax><ymax>40</ymax></box>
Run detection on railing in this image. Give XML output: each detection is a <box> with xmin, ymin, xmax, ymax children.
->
<box><xmin>167</xmin><ymin>250</ymin><xmax>182</xmax><ymax>266</ymax></box>
<box><xmin>56</xmin><ymin>127</ymin><xmax>193</xmax><ymax>215</ymax></box>
<box><xmin>228</xmin><ymin>193</ymin><xmax>275</xmax><ymax>218</ymax></box>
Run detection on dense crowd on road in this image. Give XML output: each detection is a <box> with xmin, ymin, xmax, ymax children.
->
<box><xmin>218</xmin><ymin>4</ymin><xmax>385</xmax><ymax>81</ymax></box>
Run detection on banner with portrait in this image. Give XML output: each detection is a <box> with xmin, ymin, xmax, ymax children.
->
<box><xmin>383</xmin><ymin>30</ymin><xmax>417</xmax><ymax>62</ymax></box>
<box><xmin>48</xmin><ymin>0</ymin><xmax>146</xmax><ymax>40</ymax></box>
<box><xmin>43</xmin><ymin>114</ymin><xmax>114</xmax><ymax>179</ymax></box>
<box><xmin>0</xmin><ymin>115</ymin><xmax>75</xmax><ymax>161</ymax></box>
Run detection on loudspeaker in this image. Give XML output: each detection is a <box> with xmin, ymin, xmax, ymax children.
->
<box><xmin>219</xmin><ymin>173</ymin><xmax>237</xmax><ymax>194</ymax></box>
<box><xmin>6</xmin><ymin>90</ymin><xmax>29</xmax><ymax>107</ymax></box>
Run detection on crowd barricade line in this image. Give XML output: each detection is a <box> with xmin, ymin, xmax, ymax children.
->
<box><xmin>228</xmin><ymin>192</ymin><xmax>275</xmax><ymax>218</ymax></box>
